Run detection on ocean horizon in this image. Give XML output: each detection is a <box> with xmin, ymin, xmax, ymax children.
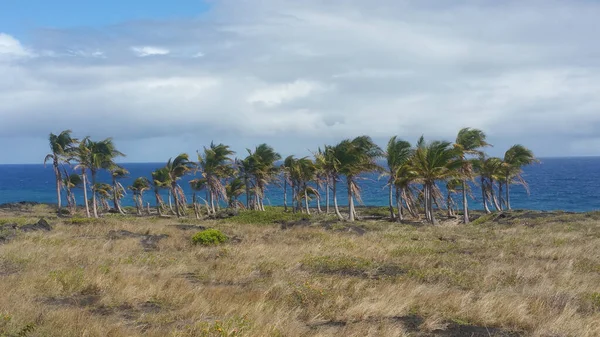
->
<box><xmin>1</xmin><ymin>157</ymin><xmax>599</xmax><ymax>213</ymax></box>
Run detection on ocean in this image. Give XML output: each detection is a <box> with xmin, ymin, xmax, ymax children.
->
<box><xmin>0</xmin><ymin>157</ymin><xmax>599</xmax><ymax>212</ymax></box>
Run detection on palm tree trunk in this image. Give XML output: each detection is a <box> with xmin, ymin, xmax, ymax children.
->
<box><xmin>498</xmin><ymin>182</ymin><xmax>504</xmax><ymax>211</ymax></box>
<box><xmin>326</xmin><ymin>180</ymin><xmax>330</xmax><ymax>213</ymax></box>
<box><xmin>304</xmin><ymin>185</ymin><xmax>311</xmax><ymax>215</ymax></box>
<box><xmin>168</xmin><ymin>190</ymin><xmax>174</xmax><ymax>214</ymax></box>
<box><xmin>244</xmin><ymin>177</ymin><xmax>250</xmax><ymax>209</ymax></box>
<box><xmin>210</xmin><ymin>189</ymin><xmax>216</xmax><ymax>214</ymax></box>
<box><xmin>506</xmin><ymin>178</ymin><xmax>511</xmax><ymax>210</ymax></box>
<box><xmin>447</xmin><ymin>190</ymin><xmax>454</xmax><ymax>217</ymax></box>
<box><xmin>316</xmin><ymin>195</ymin><xmax>322</xmax><ymax>213</ymax></box>
<box><xmin>193</xmin><ymin>193</ymin><xmax>200</xmax><ymax>219</ymax></box>
<box><xmin>172</xmin><ymin>184</ymin><xmax>181</xmax><ymax>217</ymax></box>
<box><xmin>53</xmin><ymin>159</ymin><xmax>62</xmax><ymax>215</ymax></box>
<box><xmin>490</xmin><ymin>180</ymin><xmax>502</xmax><ymax>211</ymax></box>
<box><xmin>332</xmin><ymin>179</ymin><xmax>343</xmax><ymax>220</ymax></box>
<box><xmin>396</xmin><ymin>186</ymin><xmax>403</xmax><ymax>222</ymax></box>
<box><xmin>462</xmin><ymin>180</ymin><xmax>469</xmax><ymax>224</ymax></box>
<box><xmin>423</xmin><ymin>186</ymin><xmax>430</xmax><ymax>222</ymax></box>
<box><xmin>81</xmin><ymin>169</ymin><xmax>91</xmax><ymax>218</ymax></box>
<box><xmin>347</xmin><ymin>178</ymin><xmax>355</xmax><ymax>222</ymax></box>
<box><xmin>154</xmin><ymin>190</ymin><xmax>163</xmax><ymax>216</ymax></box>
<box><xmin>283</xmin><ymin>179</ymin><xmax>288</xmax><ymax>212</ymax></box>
<box><xmin>481</xmin><ymin>177</ymin><xmax>491</xmax><ymax>214</ymax></box>
<box><xmin>429</xmin><ymin>183</ymin><xmax>438</xmax><ymax>225</ymax></box>
<box><xmin>388</xmin><ymin>180</ymin><xmax>395</xmax><ymax>220</ymax></box>
<box><xmin>91</xmin><ymin>171</ymin><xmax>99</xmax><ymax>218</ymax></box>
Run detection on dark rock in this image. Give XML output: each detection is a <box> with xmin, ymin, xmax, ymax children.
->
<box><xmin>107</xmin><ymin>230</ymin><xmax>169</xmax><ymax>251</ymax></box>
<box><xmin>174</xmin><ymin>224</ymin><xmax>207</xmax><ymax>231</ymax></box>
<box><xmin>20</xmin><ymin>219</ymin><xmax>52</xmax><ymax>232</ymax></box>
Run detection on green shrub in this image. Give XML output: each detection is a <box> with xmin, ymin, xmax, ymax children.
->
<box><xmin>222</xmin><ymin>207</ymin><xmax>309</xmax><ymax>225</ymax></box>
<box><xmin>192</xmin><ymin>229</ymin><xmax>228</xmax><ymax>246</ymax></box>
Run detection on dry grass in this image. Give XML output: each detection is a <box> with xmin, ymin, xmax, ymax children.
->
<box><xmin>1</xmin><ymin>205</ymin><xmax>600</xmax><ymax>336</ymax></box>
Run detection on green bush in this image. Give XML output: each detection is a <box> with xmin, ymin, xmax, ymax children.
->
<box><xmin>192</xmin><ymin>229</ymin><xmax>228</xmax><ymax>246</ymax></box>
<box><xmin>222</xmin><ymin>207</ymin><xmax>309</xmax><ymax>225</ymax></box>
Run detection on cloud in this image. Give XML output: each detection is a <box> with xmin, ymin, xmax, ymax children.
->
<box><xmin>2</xmin><ymin>0</ymin><xmax>600</xmax><ymax>163</ymax></box>
<box><xmin>131</xmin><ymin>46</ymin><xmax>170</xmax><ymax>57</ymax></box>
<box><xmin>0</xmin><ymin>33</ymin><xmax>31</xmax><ymax>58</ymax></box>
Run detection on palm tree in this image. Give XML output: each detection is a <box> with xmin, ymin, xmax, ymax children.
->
<box><xmin>332</xmin><ymin>136</ymin><xmax>383</xmax><ymax>222</ymax></box>
<box><xmin>62</xmin><ymin>169</ymin><xmax>82</xmax><ymax>215</ymax></box>
<box><xmin>44</xmin><ymin>130</ymin><xmax>77</xmax><ymax>215</ymax></box>
<box><xmin>393</xmin><ymin>163</ymin><xmax>419</xmax><ymax>220</ymax></box>
<box><xmin>197</xmin><ymin>142</ymin><xmax>235</xmax><ymax>215</ymax></box>
<box><xmin>93</xmin><ymin>183</ymin><xmax>113</xmax><ymax>212</ymax></box>
<box><xmin>410</xmin><ymin>136</ymin><xmax>461</xmax><ymax>224</ymax></box>
<box><xmin>246</xmin><ymin>144</ymin><xmax>281</xmax><ymax>211</ymax></box>
<box><xmin>225</xmin><ymin>178</ymin><xmax>245</xmax><ymax>210</ymax></box>
<box><xmin>502</xmin><ymin>145</ymin><xmax>538</xmax><ymax>210</ymax></box>
<box><xmin>454</xmin><ymin>128</ymin><xmax>489</xmax><ymax>224</ymax></box>
<box><xmin>384</xmin><ymin>136</ymin><xmax>412</xmax><ymax>221</ymax></box>
<box><xmin>85</xmin><ymin>138</ymin><xmax>125</xmax><ymax>218</ymax></box>
<box><xmin>317</xmin><ymin>145</ymin><xmax>341</xmax><ymax>217</ymax></box>
<box><xmin>281</xmin><ymin>156</ymin><xmax>296</xmax><ymax>212</ymax></box>
<box><xmin>74</xmin><ymin>139</ymin><xmax>92</xmax><ymax>218</ymax></box>
<box><xmin>189</xmin><ymin>178</ymin><xmax>208</xmax><ymax>219</ymax></box>
<box><xmin>129</xmin><ymin>177</ymin><xmax>150</xmax><ymax>215</ymax></box>
<box><xmin>151</xmin><ymin>167</ymin><xmax>171</xmax><ymax>216</ymax></box>
<box><xmin>475</xmin><ymin>156</ymin><xmax>504</xmax><ymax>213</ymax></box>
<box><xmin>165</xmin><ymin>154</ymin><xmax>196</xmax><ymax>217</ymax></box>
<box><xmin>235</xmin><ymin>157</ymin><xmax>254</xmax><ymax>209</ymax></box>
<box><xmin>110</xmin><ymin>166</ymin><xmax>129</xmax><ymax>214</ymax></box>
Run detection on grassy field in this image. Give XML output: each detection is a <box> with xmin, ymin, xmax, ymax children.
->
<box><xmin>1</xmin><ymin>205</ymin><xmax>600</xmax><ymax>336</ymax></box>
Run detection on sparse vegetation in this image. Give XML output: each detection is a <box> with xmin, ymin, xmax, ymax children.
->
<box><xmin>2</xmin><ymin>204</ymin><xmax>600</xmax><ymax>336</ymax></box>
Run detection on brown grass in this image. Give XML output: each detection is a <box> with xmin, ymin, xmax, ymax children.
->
<box><xmin>1</xmin><ymin>205</ymin><xmax>600</xmax><ymax>336</ymax></box>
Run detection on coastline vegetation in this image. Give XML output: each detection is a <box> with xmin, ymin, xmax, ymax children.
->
<box><xmin>44</xmin><ymin>128</ymin><xmax>537</xmax><ymax>224</ymax></box>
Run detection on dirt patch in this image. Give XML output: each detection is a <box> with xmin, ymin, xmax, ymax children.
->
<box><xmin>107</xmin><ymin>230</ymin><xmax>168</xmax><ymax>251</ymax></box>
<box><xmin>173</xmin><ymin>224</ymin><xmax>207</xmax><ymax>231</ymax></box>
<box><xmin>431</xmin><ymin>321</ymin><xmax>523</xmax><ymax>337</ymax></box>
<box><xmin>309</xmin><ymin>315</ymin><xmax>522</xmax><ymax>336</ymax></box>
<box><xmin>42</xmin><ymin>294</ymin><xmax>101</xmax><ymax>308</ymax></box>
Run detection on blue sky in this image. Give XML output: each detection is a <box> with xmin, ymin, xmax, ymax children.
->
<box><xmin>1</xmin><ymin>0</ymin><xmax>210</xmax><ymax>36</ymax></box>
<box><xmin>2</xmin><ymin>1</ymin><xmax>600</xmax><ymax>163</ymax></box>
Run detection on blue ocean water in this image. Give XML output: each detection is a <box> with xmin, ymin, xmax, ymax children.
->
<box><xmin>0</xmin><ymin>157</ymin><xmax>598</xmax><ymax>212</ymax></box>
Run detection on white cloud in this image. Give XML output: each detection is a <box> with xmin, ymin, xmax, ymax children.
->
<box><xmin>131</xmin><ymin>46</ymin><xmax>170</xmax><ymax>57</ymax></box>
<box><xmin>247</xmin><ymin>80</ymin><xmax>327</xmax><ymax>107</ymax></box>
<box><xmin>0</xmin><ymin>33</ymin><xmax>31</xmax><ymax>58</ymax></box>
<box><xmin>3</xmin><ymin>1</ymin><xmax>600</xmax><ymax>163</ymax></box>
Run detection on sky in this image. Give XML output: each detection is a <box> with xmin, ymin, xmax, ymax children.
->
<box><xmin>2</xmin><ymin>0</ymin><xmax>600</xmax><ymax>164</ymax></box>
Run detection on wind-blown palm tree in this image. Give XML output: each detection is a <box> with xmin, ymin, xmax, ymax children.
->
<box><xmin>110</xmin><ymin>166</ymin><xmax>129</xmax><ymax>214</ymax></box>
<box><xmin>384</xmin><ymin>136</ymin><xmax>412</xmax><ymax>221</ymax></box>
<box><xmin>165</xmin><ymin>154</ymin><xmax>196</xmax><ymax>217</ymax></box>
<box><xmin>332</xmin><ymin>136</ymin><xmax>383</xmax><ymax>222</ymax></box>
<box><xmin>85</xmin><ymin>138</ymin><xmax>125</xmax><ymax>218</ymax></box>
<box><xmin>245</xmin><ymin>144</ymin><xmax>281</xmax><ymax>211</ymax></box>
<box><xmin>93</xmin><ymin>183</ymin><xmax>113</xmax><ymax>212</ymax></box>
<box><xmin>189</xmin><ymin>177</ymin><xmax>208</xmax><ymax>219</ymax></box>
<box><xmin>151</xmin><ymin>167</ymin><xmax>171</xmax><ymax>216</ymax></box>
<box><xmin>281</xmin><ymin>155</ymin><xmax>296</xmax><ymax>212</ymax></box>
<box><xmin>410</xmin><ymin>136</ymin><xmax>461</xmax><ymax>224</ymax></box>
<box><xmin>44</xmin><ymin>130</ymin><xmax>77</xmax><ymax>215</ymax></box>
<box><xmin>502</xmin><ymin>145</ymin><xmax>538</xmax><ymax>210</ymax></box>
<box><xmin>74</xmin><ymin>140</ymin><xmax>92</xmax><ymax>217</ymax></box>
<box><xmin>235</xmin><ymin>157</ymin><xmax>254</xmax><ymax>209</ymax></box>
<box><xmin>475</xmin><ymin>156</ymin><xmax>504</xmax><ymax>213</ymax></box>
<box><xmin>454</xmin><ymin>128</ymin><xmax>489</xmax><ymax>224</ymax></box>
<box><xmin>62</xmin><ymin>169</ymin><xmax>82</xmax><ymax>215</ymax></box>
<box><xmin>226</xmin><ymin>178</ymin><xmax>245</xmax><ymax>210</ymax></box>
<box><xmin>129</xmin><ymin>177</ymin><xmax>150</xmax><ymax>215</ymax></box>
<box><xmin>197</xmin><ymin>142</ymin><xmax>235</xmax><ymax>215</ymax></box>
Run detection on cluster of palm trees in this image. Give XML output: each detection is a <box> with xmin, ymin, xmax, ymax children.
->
<box><xmin>46</xmin><ymin>128</ymin><xmax>537</xmax><ymax>223</ymax></box>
